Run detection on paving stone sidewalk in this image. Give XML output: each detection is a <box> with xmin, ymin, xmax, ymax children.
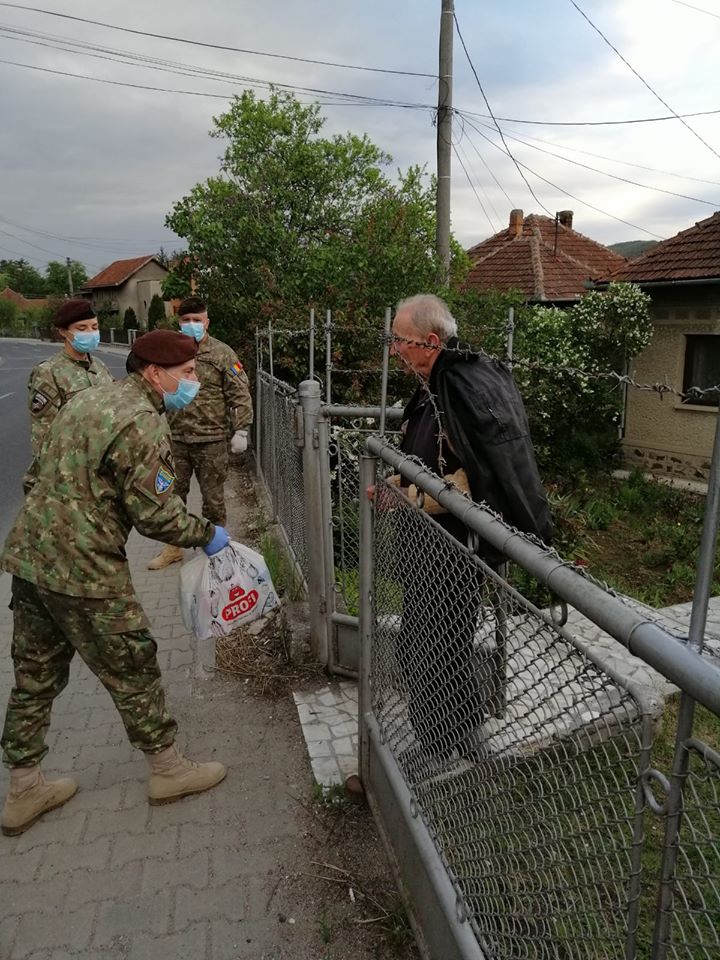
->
<box><xmin>0</xmin><ymin>481</ymin><xmax>334</xmax><ymax>960</ymax></box>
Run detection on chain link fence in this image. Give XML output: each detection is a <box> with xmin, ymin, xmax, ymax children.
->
<box><xmin>370</xmin><ymin>476</ymin><xmax>651</xmax><ymax>959</ymax></box>
<box><xmin>256</xmin><ymin>371</ymin><xmax>307</xmax><ymax>585</ymax></box>
<box><xmin>358</xmin><ymin>440</ymin><xmax>720</xmax><ymax>960</ymax></box>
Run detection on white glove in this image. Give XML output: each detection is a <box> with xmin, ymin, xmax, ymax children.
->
<box><xmin>230</xmin><ymin>429</ymin><xmax>248</xmax><ymax>454</ymax></box>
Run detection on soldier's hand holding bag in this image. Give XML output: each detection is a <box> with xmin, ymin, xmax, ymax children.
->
<box><xmin>179</xmin><ymin>541</ymin><xmax>280</xmax><ymax>641</ymax></box>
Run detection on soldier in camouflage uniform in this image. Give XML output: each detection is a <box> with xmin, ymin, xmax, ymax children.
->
<box><xmin>1</xmin><ymin>330</ymin><xmax>231</xmax><ymax>836</ymax></box>
<box><xmin>27</xmin><ymin>299</ymin><xmax>113</xmax><ymax>458</ymax></box>
<box><xmin>148</xmin><ymin>296</ymin><xmax>253</xmax><ymax>570</ymax></box>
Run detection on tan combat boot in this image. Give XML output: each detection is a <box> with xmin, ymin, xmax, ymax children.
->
<box><xmin>147</xmin><ymin>544</ymin><xmax>183</xmax><ymax>570</ymax></box>
<box><xmin>147</xmin><ymin>744</ymin><xmax>226</xmax><ymax>805</ymax></box>
<box><xmin>2</xmin><ymin>766</ymin><xmax>78</xmax><ymax>836</ymax></box>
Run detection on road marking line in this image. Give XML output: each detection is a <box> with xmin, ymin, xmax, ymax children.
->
<box><xmin>0</xmin><ymin>392</ymin><xmax>14</xmax><ymax>400</ymax></box>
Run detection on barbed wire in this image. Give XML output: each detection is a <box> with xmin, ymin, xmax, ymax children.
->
<box><xmin>384</xmin><ymin>333</ymin><xmax>720</xmax><ymax>404</ymax></box>
<box><xmin>378</xmin><ymin>449</ymin><xmax>703</xmax><ymax>642</ymax></box>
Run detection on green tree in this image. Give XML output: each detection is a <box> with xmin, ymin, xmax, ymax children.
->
<box><xmin>0</xmin><ymin>259</ymin><xmax>46</xmax><ymax>297</ymax></box>
<box><xmin>123</xmin><ymin>306</ymin><xmax>137</xmax><ymax>331</ymax></box>
<box><xmin>510</xmin><ymin>282</ymin><xmax>653</xmax><ymax>474</ymax></box>
<box><xmin>45</xmin><ymin>260</ymin><xmax>88</xmax><ymax>296</ymax></box>
<box><xmin>147</xmin><ymin>294</ymin><xmax>165</xmax><ymax>331</ymax></box>
<box><xmin>165</xmin><ymin>90</ymin><xmax>468</xmax><ymax>388</ymax></box>
<box><xmin>161</xmin><ymin>264</ymin><xmax>192</xmax><ymax>301</ymax></box>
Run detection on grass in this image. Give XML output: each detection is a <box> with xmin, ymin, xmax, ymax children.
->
<box><xmin>634</xmin><ymin>699</ymin><xmax>720</xmax><ymax>959</ymax></box>
<box><xmin>513</xmin><ymin>469</ymin><xmax>714</xmax><ymax>609</ymax></box>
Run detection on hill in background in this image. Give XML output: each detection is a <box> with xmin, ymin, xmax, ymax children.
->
<box><xmin>608</xmin><ymin>240</ymin><xmax>659</xmax><ymax>259</ymax></box>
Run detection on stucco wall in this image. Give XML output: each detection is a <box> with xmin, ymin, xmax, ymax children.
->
<box><xmin>622</xmin><ymin>285</ymin><xmax>720</xmax><ymax>480</ymax></box>
<box><xmin>90</xmin><ymin>261</ymin><xmax>169</xmax><ymax>327</ymax></box>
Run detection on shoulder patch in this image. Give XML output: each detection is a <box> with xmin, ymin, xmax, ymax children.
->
<box><xmin>31</xmin><ymin>391</ymin><xmax>50</xmax><ymax>413</ymax></box>
<box><xmin>154</xmin><ymin>464</ymin><xmax>175</xmax><ymax>495</ymax></box>
<box><xmin>229</xmin><ymin>361</ymin><xmax>244</xmax><ymax>377</ymax></box>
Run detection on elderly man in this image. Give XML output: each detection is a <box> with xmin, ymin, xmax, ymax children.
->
<box><xmin>148</xmin><ymin>297</ymin><xmax>252</xmax><ymax>570</ymax></box>
<box><xmin>1</xmin><ymin>330</ymin><xmax>230</xmax><ymax>836</ymax></box>
<box><xmin>385</xmin><ymin>294</ymin><xmax>551</xmax><ymax>766</ymax></box>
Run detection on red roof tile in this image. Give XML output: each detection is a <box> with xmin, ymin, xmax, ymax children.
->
<box><xmin>463</xmin><ymin>213</ymin><xmax>626</xmax><ymax>302</ymax></box>
<box><xmin>84</xmin><ymin>256</ymin><xmax>161</xmax><ymax>289</ymax></box>
<box><xmin>606</xmin><ymin>211</ymin><xmax>720</xmax><ymax>283</ymax></box>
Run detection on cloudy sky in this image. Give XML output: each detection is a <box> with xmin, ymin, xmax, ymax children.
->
<box><xmin>1</xmin><ymin>0</ymin><xmax>719</xmax><ymax>277</ymax></box>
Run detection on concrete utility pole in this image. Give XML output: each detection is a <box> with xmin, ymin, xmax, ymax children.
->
<box><xmin>66</xmin><ymin>256</ymin><xmax>74</xmax><ymax>296</ymax></box>
<box><xmin>436</xmin><ymin>0</ymin><xmax>454</xmax><ymax>284</ymax></box>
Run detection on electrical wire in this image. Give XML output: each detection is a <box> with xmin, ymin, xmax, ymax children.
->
<box><xmin>452</xmin><ymin>143</ymin><xmax>498</xmax><ymax>233</ymax></box>
<box><xmin>486</xmin><ymin>123</ymin><xmax>720</xmax><ymax>188</ymax></box>
<box><xmin>669</xmin><ymin>0</ymin><xmax>720</xmax><ymax>19</ymax></box>
<box><xmin>460</xmin><ymin>112</ymin><xmax>720</xmax><ymax>207</ymax></box>
<box><xmin>0</xmin><ymin>2</ymin><xmax>434</xmax><ymax>77</ymax></box>
<box><xmin>569</xmin><ymin>0</ymin><xmax>720</xmax><ymax>162</ymax></box>
<box><xmin>461</xmin><ymin>115</ymin><xmax>666</xmax><ymax>240</ymax></box>
<box><xmin>0</xmin><ymin>214</ymin><xmax>174</xmax><ymax>251</ymax></box>
<box><xmin>453</xmin><ymin>11</ymin><xmax>553</xmax><ymax>216</ymax></box>
<box><xmin>0</xmin><ymin>54</ymin><xmax>436</xmax><ymax>111</ymax></box>
<box><xmin>457</xmin><ymin>138</ymin><xmax>501</xmax><ymax>227</ymax></box>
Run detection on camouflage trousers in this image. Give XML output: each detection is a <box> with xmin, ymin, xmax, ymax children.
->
<box><xmin>172</xmin><ymin>439</ymin><xmax>228</xmax><ymax>526</ymax></box>
<box><xmin>1</xmin><ymin>577</ymin><xmax>177</xmax><ymax>768</ymax></box>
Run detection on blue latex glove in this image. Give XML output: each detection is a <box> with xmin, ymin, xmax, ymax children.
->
<box><xmin>203</xmin><ymin>525</ymin><xmax>230</xmax><ymax>556</ymax></box>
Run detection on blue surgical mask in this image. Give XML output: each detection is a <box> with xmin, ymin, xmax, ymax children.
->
<box><xmin>180</xmin><ymin>321</ymin><xmax>205</xmax><ymax>342</ymax></box>
<box><xmin>71</xmin><ymin>331</ymin><xmax>100</xmax><ymax>353</ymax></box>
<box><xmin>163</xmin><ymin>372</ymin><xmax>200</xmax><ymax>410</ymax></box>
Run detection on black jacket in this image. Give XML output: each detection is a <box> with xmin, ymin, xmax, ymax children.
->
<box><xmin>407</xmin><ymin>337</ymin><xmax>552</xmax><ymax>546</ymax></box>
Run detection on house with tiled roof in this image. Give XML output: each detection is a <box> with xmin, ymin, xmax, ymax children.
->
<box><xmin>0</xmin><ymin>286</ymin><xmax>48</xmax><ymax>313</ymax></box>
<box><xmin>599</xmin><ymin>211</ymin><xmax>720</xmax><ymax>482</ymax></box>
<box><xmin>82</xmin><ymin>255</ymin><xmax>169</xmax><ymax>327</ymax></box>
<box><xmin>463</xmin><ymin>209</ymin><xmax>626</xmax><ymax>303</ymax></box>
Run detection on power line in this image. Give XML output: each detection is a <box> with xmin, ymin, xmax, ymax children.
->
<box><xmin>0</xmin><ymin>23</ymin><xmax>437</xmax><ymax>110</ymax></box>
<box><xmin>569</xmin><ymin>0</ymin><xmax>720</xmax><ymax>162</ymax></box>
<box><xmin>457</xmin><ymin>114</ymin><xmax>516</xmax><ymax>207</ymax></box>
<box><xmin>461</xmin><ymin>115</ymin><xmax>666</xmax><ymax>240</ymax></box>
<box><xmin>452</xmin><ymin>142</ymin><xmax>498</xmax><ymax>233</ymax></box>
<box><xmin>0</xmin><ymin>2</ymin><xmax>434</xmax><ymax>77</ymax></box>
<box><xmin>453</xmin><ymin>11</ymin><xmax>553</xmax><ymax>217</ymax></box>
<box><xmin>0</xmin><ymin>54</ymin><xmax>436</xmax><ymax>111</ymax></box>
<box><xmin>490</xmin><ymin>123</ymin><xmax>720</xmax><ymax>188</ymax></box>
<box><xmin>461</xmin><ymin>113</ymin><xmax>720</xmax><ymax>207</ymax></box>
<box><xmin>0</xmin><ymin>214</ymin><xmax>174</xmax><ymax>250</ymax></box>
<box><xmin>456</xmin><ymin>138</ymin><xmax>501</xmax><ymax>227</ymax></box>
<box><xmin>670</xmin><ymin>0</ymin><xmax>720</xmax><ymax>19</ymax></box>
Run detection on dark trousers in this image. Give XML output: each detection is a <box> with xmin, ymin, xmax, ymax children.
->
<box><xmin>397</xmin><ymin>558</ymin><xmax>484</xmax><ymax>757</ymax></box>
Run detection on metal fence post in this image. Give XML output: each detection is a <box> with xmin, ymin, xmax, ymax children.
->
<box><xmin>316</xmin><ymin>408</ymin><xmax>337</xmax><ymax>670</ymax></box>
<box><xmin>325</xmin><ymin>309</ymin><xmax>332</xmax><ymax>405</ymax></box>
<box><xmin>298</xmin><ymin>379</ymin><xmax>330</xmax><ymax>665</ymax></box>
<box><xmin>267</xmin><ymin>321</ymin><xmax>278</xmax><ymax>520</ymax></box>
<box><xmin>309</xmin><ymin>308</ymin><xmax>315</xmax><ymax>381</ymax></box>
<box><xmin>505</xmin><ymin>306</ymin><xmax>515</xmax><ymax>367</ymax></box>
<box><xmin>358</xmin><ymin>451</ymin><xmax>376</xmax><ymax>784</ymax></box>
<box><xmin>379</xmin><ymin>307</ymin><xmax>391</xmax><ymax>437</ymax></box>
<box><xmin>652</xmin><ymin>408</ymin><xmax>720</xmax><ymax>958</ymax></box>
<box><xmin>254</xmin><ymin>328</ymin><xmax>263</xmax><ymax>481</ymax></box>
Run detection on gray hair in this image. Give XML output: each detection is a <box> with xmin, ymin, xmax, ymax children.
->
<box><xmin>396</xmin><ymin>294</ymin><xmax>458</xmax><ymax>343</ymax></box>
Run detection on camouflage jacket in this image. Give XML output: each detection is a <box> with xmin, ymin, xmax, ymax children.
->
<box><xmin>2</xmin><ymin>374</ymin><xmax>213</xmax><ymax>598</ymax></box>
<box><xmin>28</xmin><ymin>349</ymin><xmax>113</xmax><ymax>457</ymax></box>
<box><xmin>166</xmin><ymin>335</ymin><xmax>252</xmax><ymax>443</ymax></box>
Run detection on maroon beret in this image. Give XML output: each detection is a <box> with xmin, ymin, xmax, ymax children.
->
<box><xmin>54</xmin><ymin>299</ymin><xmax>96</xmax><ymax>328</ymax></box>
<box><xmin>131</xmin><ymin>329</ymin><xmax>198</xmax><ymax>366</ymax></box>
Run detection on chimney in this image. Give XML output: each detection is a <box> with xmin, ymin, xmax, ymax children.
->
<box><xmin>557</xmin><ymin>210</ymin><xmax>574</xmax><ymax>230</ymax></box>
<box><xmin>508</xmin><ymin>209</ymin><xmax>524</xmax><ymax>237</ymax></box>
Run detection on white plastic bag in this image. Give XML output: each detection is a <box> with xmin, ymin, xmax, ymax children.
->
<box><xmin>179</xmin><ymin>540</ymin><xmax>280</xmax><ymax>641</ymax></box>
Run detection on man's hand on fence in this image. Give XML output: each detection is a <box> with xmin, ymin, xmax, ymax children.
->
<box><xmin>366</xmin><ymin>474</ymin><xmax>401</xmax><ymax>511</ymax></box>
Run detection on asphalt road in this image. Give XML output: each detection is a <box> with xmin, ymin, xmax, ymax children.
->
<box><xmin>0</xmin><ymin>339</ymin><xmax>129</xmax><ymax>547</ymax></box>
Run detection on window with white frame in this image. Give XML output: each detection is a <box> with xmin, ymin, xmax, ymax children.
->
<box><xmin>683</xmin><ymin>334</ymin><xmax>720</xmax><ymax>406</ymax></box>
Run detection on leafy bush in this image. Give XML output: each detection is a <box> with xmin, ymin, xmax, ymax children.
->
<box><xmin>147</xmin><ymin>294</ymin><xmax>165</xmax><ymax>331</ymax></box>
<box><xmin>123</xmin><ymin>307</ymin><xmax>137</xmax><ymax>331</ymax></box>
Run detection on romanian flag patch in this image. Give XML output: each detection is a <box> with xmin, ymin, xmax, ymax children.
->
<box><xmin>229</xmin><ymin>361</ymin><xmax>244</xmax><ymax>377</ymax></box>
